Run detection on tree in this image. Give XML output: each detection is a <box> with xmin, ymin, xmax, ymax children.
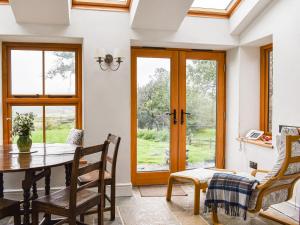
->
<box><xmin>138</xmin><ymin>68</ymin><xmax>170</xmax><ymax>130</ymax></box>
<box><xmin>137</xmin><ymin>60</ymin><xmax>217</xmax><ymax>133</ymax></box>
<box><xmin>46</xmin><ymin>52</ymin><xmax>75</xmax><ymax>79</ymax></box>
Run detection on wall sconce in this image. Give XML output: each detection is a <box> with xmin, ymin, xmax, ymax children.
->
<box><xmin>95</xmin><ymin>48</ymin><xmax>124</xmax><ymax>71</ymax></box>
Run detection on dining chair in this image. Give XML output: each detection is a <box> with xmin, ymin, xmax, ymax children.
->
<box><xmin>32</xmin><ymin>141</ymin><xmax>109</xmax><ymax>225</ymax></box>
<box><xmin>0</xmin><ymin>198</ymin><xmax>21</xmax><ymax>225</ymax></box>
<box><xmin>78</xmin><ymin>133</ymin><xmax>121</xmax><ymax>221</ymax></box>
<box><xmin>31</xmin><ymin>128</ymin><xmax>84</xmax><ymax>199</ymax></box>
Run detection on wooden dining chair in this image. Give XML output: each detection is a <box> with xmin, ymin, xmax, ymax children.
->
<box><xmin>78</xmin><ymin>134</ymin><xmax>121</xmax><ymax>221</ymax></box>
<box><xmin>0</xmin><ymin>198</ymin><xmax>21</xmax><ymax>225</ymax></box>
<box><xmin>32</xmin><ymin>141</ymin><xmax>109</xmax><ymax>225</ymax></box>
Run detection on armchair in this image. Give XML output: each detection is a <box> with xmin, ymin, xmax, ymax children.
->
<box><xmin>212</xmin><ymin>127</ymin><xmax>300</xmax><ymax>225</ymax></box>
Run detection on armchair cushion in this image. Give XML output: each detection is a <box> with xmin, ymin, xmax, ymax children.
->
<box><xmin>260</xmin><ymin>127</ymin><xmax>299</xmax><ymax>183</ymax></box>
<box><xmin>248</xmin><ymin>127</ymin><xmax>300</xmax><ymax>210</ymax></box>
<box><xmin>66</xmin><ymin>128</ymin><xmax>84</xmax><ymax>145</ymax></box>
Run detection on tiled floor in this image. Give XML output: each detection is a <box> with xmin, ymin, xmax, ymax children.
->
<box><xmin>1</xmin><ymin>185</ymin><xmax>298</xmax><ymax>225</ymax></box>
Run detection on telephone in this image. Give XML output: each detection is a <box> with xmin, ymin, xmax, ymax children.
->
<box><xmin>245</xmin><ymin>130</ymin><xmax>264</xmax><ymax>140</ymax></box>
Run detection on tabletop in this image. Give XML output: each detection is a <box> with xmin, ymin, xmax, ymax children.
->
<box><xmin>0</xmin><ymin>144</ymin><xmax>78</xmax><ymax>172</ymax></box>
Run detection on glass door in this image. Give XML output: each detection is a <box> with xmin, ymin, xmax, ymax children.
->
<box><xmin>178</xmin><ymin>51</ymin><xmax>225</xmax><ymax>171</ymax></box>
<box><xmin>131</xmin><ymin>48</ymin><xmax>179</xmax><ymax>185</ymax></box>
<box><xmin>131</xmin><ymin>49</ymin><xmax>225</xmax><ymax>185</ymax></box>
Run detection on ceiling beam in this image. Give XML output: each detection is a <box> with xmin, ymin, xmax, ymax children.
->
<box><xmin>130</xmin><ymin>0</ymin><xmax>194</xmax><ymax>31</ymax></box>
<box><xmin>10</xmin><ymin>0</ymin><xmax>70</xmax><ymax>25</ymax></box>
<box><xmin>229</xmin><ymin>0</ymin><xmax>272</xmax><ymax>35</ymax></box>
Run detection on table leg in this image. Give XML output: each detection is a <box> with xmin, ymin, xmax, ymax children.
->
<box><xmin>32</xmin><ymin>181</ymin><xmax>38</xmax><ymax>200</ymax></box>
<box><xmin>43</xmin><ymin>168</ymin><xmax>51</xmax><ymax>223</ymax></box>
<box><xmin>64</xmin><ymin>163</ymin><xmax>72</xmax><ymax>187</ymax></box>
<box><xmin>0</xmin><ymin>172</ymin><xmax>3</xmax><ymax>198</ymax></box>
<box><xmin>22</xmin><ymin>170</ymin><xmax>34</xmax><ymax>225</ymax></box>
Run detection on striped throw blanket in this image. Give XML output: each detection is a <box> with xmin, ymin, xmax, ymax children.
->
<box><xmin>204</xmin><ymin>173</ymin><xmax>259</xmax><ymax>220</ymax></box>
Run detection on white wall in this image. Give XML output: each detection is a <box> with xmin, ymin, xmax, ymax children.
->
<box><xmin>0</xmin><ymin>6</ymin><xmax>132</xmax><ymax>194</ymax></box>
<box><xmin>0</xmin><ymin>5</ymin><xmax>238</xmax><ymax>195</ymax></box>
<box><xmin>225</xmin><ymin>46</ymin><xmax>277</xmax><ymax>173</ymax></box>
<box><xmin>226</xmin><ymin>0</ymin><xmax>300</xmax><ymax>207</ymax></box>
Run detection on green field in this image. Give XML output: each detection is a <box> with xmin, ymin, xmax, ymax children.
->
<box><xmin>137</xmin><ymin>128</ymin><xmax>215</xmax><ymax>165</ymax></box>
<box><xmin>13</xmin><ymin>124</ymin><xmax>72</xmax><ymax>144</ymax></box>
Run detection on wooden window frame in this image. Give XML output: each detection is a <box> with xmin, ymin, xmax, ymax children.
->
<box><xmin>72</xmin><ymin>0</ymin><xmax>131</xmax><ymax>11</ymax></box>
<box><xmin>260</xmin><ymin>44</ymin><xmax>273</xmax><ymax>135</ymax></box>
<box><xmin>2</xmin><ymin>42</ymin><xmax>82</xmax><ymax>144</ymax></box>
<box><xmin>188</xmin><ymin>0</ymin><xmax>241</xmax><ymax>18</ymax></box>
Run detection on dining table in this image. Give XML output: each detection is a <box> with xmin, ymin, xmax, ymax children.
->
<box><xmin>0</xmin><ymin>143</ymin><xmax>79</xmax><ymax>225</ymax></box>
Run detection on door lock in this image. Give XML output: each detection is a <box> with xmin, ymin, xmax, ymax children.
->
<box><xmin>165</xmin><ymin>109</ymin><xmax>177</xmax><ymax>124</ymax></box>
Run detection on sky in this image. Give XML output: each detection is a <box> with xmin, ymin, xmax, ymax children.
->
<box><xmin>137</xmin><ymin>57</ymin><xmax>170</xmax><ymax>87</ymax></box>
<box><xmin>191</xmin><ymin>0</ymin><xmax>233</xmax><ymax>10</ymax></box>
<box><xmin>11</xmin><ymin>50</ymin><xmax>75</xmax><ymax>95</ymax></box>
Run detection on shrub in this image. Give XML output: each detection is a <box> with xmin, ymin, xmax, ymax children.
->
<box><xmin>137</xmin><ymin>129</ymin><xmax>169</xmax><ymax>142</ymax></box>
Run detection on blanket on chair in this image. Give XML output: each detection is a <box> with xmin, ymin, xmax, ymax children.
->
<box><xmin>204</xmin><ymin>173</ymin><xmax>259</xmax><ymax>220</ymax></box>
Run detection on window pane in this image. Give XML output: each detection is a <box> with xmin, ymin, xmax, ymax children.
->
<box><xmin>45</xmin><ymin>106</ymin><xmax>76</xmax><ymax>143</ymax></box>
<box><xmin>137</xmin><ymin>57</ymin><xmax>171</xmax><ymax>172</ymax></box>
<box><xmin>186</xmin><ymin>60</ymin><xmax>217</xmax><ymax>169</ymax></box>
<box><xmin>12</xmin><ymin>106</ymin><xmax>43</xmax><ymax>143</ymax></box>
<box><xmin>192</xmin><ymin>0</ymin><xmax>233</xmax><ymax>10</ymax></box>
<box><xmin>45</xmin><ymin>51</ymin><xmax>76</xmax><ymax>95</ymax></box>
<box><xmin>11</xmin><ymin>50</ymin><xmax>43</xmax><ymax>95</ymax></box>
<box><xmin>268</xmin><ymin>50</ymin><xmax>273</xmax><ymax>132</ymax></box>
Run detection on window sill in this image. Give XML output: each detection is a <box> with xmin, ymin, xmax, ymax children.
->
<box><xmin>237</xmin><ymin>137</ymin><xmax>273</xmax><ymax>149</ymax></box>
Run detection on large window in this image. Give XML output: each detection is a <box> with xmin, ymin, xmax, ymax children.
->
<box><xmin>2</xmin><ymin>42</ymin><xmax>82</xmax><ymax>144</ymax></box>
<box><xmin>260</xmin><ymin>44</ymin><xmax>273</xmax><ymax>134</ymax></box>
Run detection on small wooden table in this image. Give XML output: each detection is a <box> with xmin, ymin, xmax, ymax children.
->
<box><xmin>0</xmin><ymin>144</ymin><xmax>78</xmax><ymax>225</ymax></box>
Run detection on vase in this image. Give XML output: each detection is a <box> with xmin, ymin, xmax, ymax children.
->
<box><xmin>17</xmin><ymin>135</ymin><xmax>32</xmax><ymax>152</ymax></box>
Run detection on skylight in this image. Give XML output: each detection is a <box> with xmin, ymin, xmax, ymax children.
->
<box><xmin>72</xmin><ymin>0</ymin><xmax>131</xmax><ymax>10</ymax></box>
<box><xmin>192</xmin><ymin>0</ymin><xmax>234</xmax><ymax>10</ymax></box>
<box><xmin>189</xmin><ymin>0</ymin><xmax>241</xmax><ymax>18</ymax></box>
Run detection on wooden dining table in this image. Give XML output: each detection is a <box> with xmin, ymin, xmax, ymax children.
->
<box><xmin>0</xmin><ymin>143</ymin><xmax>79</xmax><ymax>225</ymax></box>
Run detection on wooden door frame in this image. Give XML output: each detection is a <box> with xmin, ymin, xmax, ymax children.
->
<box><xmin>131</xmin><ymin>48</ymin><xmax>179</xmax><ymax>185</ymax></box>
<box><xmin>178</xmin><ymin>51</ymin><xmax>226</xmax><ymax>171</ymax></box>
<box><xmin>131</xmin><ymin>48</ymin><xmax>226</xmax><ymax>185</ymax></box>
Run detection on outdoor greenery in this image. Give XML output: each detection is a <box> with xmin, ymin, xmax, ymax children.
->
<box><xmin>137</xmin><ymin>60</ymin><xmax>217</xmax><ymax>167</ymax></box>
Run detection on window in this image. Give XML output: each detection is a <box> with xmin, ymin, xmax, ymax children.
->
<box><xmin>260</xmin><ymin>44</ymin><xmax>273</xmax><ymax>134</ymax></box>
<box><xmin>72</xmin><ymin>0</ymin><xmax>131</xmax><ymax>11</ymax></box>
<box><xmin>189</xmin><ymin>0</ymin><xmax>241</xmax><ymax>18</ymax></box>
<box><xmin>2</xmin><ymin>42</ymin><xmax>82</xmax><ymax>144</ymax></box>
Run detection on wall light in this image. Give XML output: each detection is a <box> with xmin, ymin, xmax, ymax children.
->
<box><xmin>95</xmin><ymin>48</ymin><xmax>124</xmax><ymax>71</ymax></box>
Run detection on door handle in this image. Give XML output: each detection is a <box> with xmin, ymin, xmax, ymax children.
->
<box><xmin>165</xmin><ymin>109</ymin><xmax>177</xmax><ymax>125</ymax></box>
<box><xmin>181</xmin><ymin>109</ymin><xmax>191</xmax><ymax>125</ymax></box>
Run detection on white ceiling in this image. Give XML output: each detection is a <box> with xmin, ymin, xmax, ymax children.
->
<box><xmin>10</xmin><ymin>0</ymin><xmax>70</xmax><ymax>25</ymax></box>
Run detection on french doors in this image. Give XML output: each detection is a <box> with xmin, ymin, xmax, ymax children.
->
<box><xmin>131</xmin><ymin>48</ymin><xmax>225</xmax><ymax>185</ymax></box>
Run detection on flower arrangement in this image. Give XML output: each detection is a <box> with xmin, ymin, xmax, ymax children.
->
<box><xmin>12</xmin><ymin>112</ymin><xmax>35</xmax><ymax>152</ymax></box>
<box><xmin>12</xmin><ymin>112</ymin><xmax>35</xmax><ymax>137</ymax></box>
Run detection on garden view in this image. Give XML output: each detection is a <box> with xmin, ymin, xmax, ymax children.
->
<box><xmin>137</xmin><ymin>58</ymin><xmax>217</xmax><ymax>171</ymax></box>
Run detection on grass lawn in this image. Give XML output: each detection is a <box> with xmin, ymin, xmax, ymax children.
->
<box><xmin>13</xmin><ymin>126</ymin><xmax>72</xmax><ymax>144</ymax></box>
<box><xmin>137</xmin><ymin>128</ymin><xmax>215</xmax><ymax>165</ymax></box>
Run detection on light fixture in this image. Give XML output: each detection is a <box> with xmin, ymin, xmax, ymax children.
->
<box><xmin>95</xmin><ymin>48</ymin><xmax>123</xmax><ymax>71</ymax></box>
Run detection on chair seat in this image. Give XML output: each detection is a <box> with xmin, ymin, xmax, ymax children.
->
<box><xmin>0</xmin><ymin>198</ymin><xmax>19</xmax><ymax>211</ymax></box>
<box><xmin>78</xmin><ymin>170</ymin><xmax>112</xmax><ymax>184</ymax></box>
<box><xmin>34</xmin><ymin>188</ymin><xmax>100</xmax><ymax>210</ymax></box>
